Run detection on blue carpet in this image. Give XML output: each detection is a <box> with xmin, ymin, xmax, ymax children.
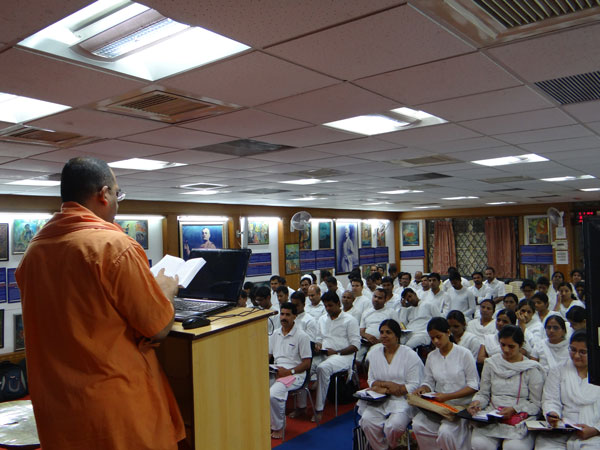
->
<box><xmin>277</xmin><ymin>411</ymin><xmax>355</xmax><ymax>450</ymax></box>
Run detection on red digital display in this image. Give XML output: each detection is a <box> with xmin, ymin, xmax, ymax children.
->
<box><xmin>576</xmin><ymin>211</ymin><xmax>595</xmax><ymax>224</ymax></box>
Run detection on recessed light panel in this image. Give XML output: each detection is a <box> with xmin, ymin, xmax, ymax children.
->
<box><xmin>472</xmin><ymin>153</ymin><xmax>548</xmax><ymax>167</ymax></box>
<box><xmin>580</xmin><ymin>188</ymin><xmax>600</xmax><ymax>192</ymax></box>
<box><xmin>442</xmin><ymin>196</ymin><xmax>479</xmax><ymax>200</ymax></box>
<box><xmin>541</xmin><ymin>175</ymin><xmax>595</xmax><ymax>182</ymax></box>
<box><xmin>108</xmin><ymin>158</ymin><xmax>186</xmax><ymax>170</ymax></box>
<box><xmin>0</xmin><ymin>93</ymin><xmax>70</xmax><ymax>123</ymax></box>
<box><xmin>324</xmin><ymin>115</ymin><xmax>409</xmax><ymax>136</ymax></box>
<box><xmin>7</xmin><ymin>179</ymin><xmax>61</xmax><ymax>186</ymax></box>
<box><xmin>18</xmin><ymin>0</ymin><xmax>250</xmax><ymax>81</ymax></box>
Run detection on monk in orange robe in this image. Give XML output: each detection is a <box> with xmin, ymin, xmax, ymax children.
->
<box><xmin>16</xmin><ymin>157</ymin><xmax>184</xmax><ymax>450</ymax></box>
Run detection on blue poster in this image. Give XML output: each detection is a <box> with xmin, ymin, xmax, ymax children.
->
<box><xmin>315</xmin><ymin>249</ymin><xmax>335</xmax><ymax>270</ymax></box>
<box><xmin>359</xmin><ymin>248</ymin><xmax>375</xmax><ymax>266</ymax></box>
<box><xmin>7</xmin><ymin>268</ymin><xmax>20</xmax><ymax>303</ymax></box>
<box><xmin>247</xmin><ymin>252</ymin><xmax>272</xmax><ymax>277</ymax></box>
<box><xmin>0</xmin><ymin>267</ymin><xmax>6</xmax><ymax>302</ymax></box>
<box><xmin>374</xmin><ymin>247</ymin><xmax>389</xmax><ymax>264</ymax></box>
<box><xmin>300</xmin><ymin>250</ymin><xmax>316</xmax><ymax>271</ymax></box>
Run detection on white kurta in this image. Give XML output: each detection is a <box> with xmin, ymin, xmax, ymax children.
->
<box><xmin>443</xmin><ymin>286</ymin><xmax>477</xmax><ymax>318</ymax></box>
<box><xmin>455</xmin><ymin>331</ymin><xmax>483</xmax><ymax>360</ymax></box>
<box><xmin>484</xmin><ymin>279</ymin><xmax>506</xmax><ymax>298</ymax></box>
<box><xmin>557</xmin><ymin>299</ymin><xmax>585</xmax><ymax>319</ymax></box>
<box><xmin>467</xmin><ymin>318</ymin><xmax>497</xmax><ymax>341</ymax></box>
<box><xmin>360</xmin><ymin>307</ymin><xmax>391</xmax><ymax>339</ymax></box>
<box><xmin>413</xmin><ymin>344</ymin><xmax>479</xmax><ymax>450</ymax></box>
<box><xmin>531</xmin><ymin>338</ymin><xmax>570</xmax><ymax>375</ymax></box>
<box><xmin>305</xmin><ymin>302</ymin><xmax>326</xmax><ymax>320</ymax></box>
<box><xmin>536</xmin><ymin>359</ymin><xmax>600</xmax><ymax>450</ymax></box>
<box><xmin>295</xmin><ymin>312</ymin><xmax>318</xmax><ymax>342</ymax></box>
<box><xmin>359</xmin><ymin>345</ymin><xmax>424</xmax><ymax>450</ymax></box>
<box><xmin>392</xmin><ymin>301</ymin><xmax>440</xmax><ymax>348</ymax></box>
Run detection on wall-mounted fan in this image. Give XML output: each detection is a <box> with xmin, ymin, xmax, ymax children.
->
<box><xmin>290</xmin><ymin>211</ymin><xmax>312</xmax><ymax>232</ymax></box>
<box><xmin>547</xmin><ymin>207</ymin><xmax>566</xmax><ymax>239</ymax></box>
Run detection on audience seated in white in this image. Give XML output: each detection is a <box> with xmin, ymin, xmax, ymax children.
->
<box><xmin>412</xmin><ymin>317</ymin><xmax>479</xmax><ymax>450</ymax></box>
<box><xmin>447</xmin><ymin>310</ymin><xmax>482</xmax><ymax>360</ymax></box>
<box><xmin>468</xmin><ymin>271</ymin><xmax>492</xmax><ymax>305</ymax></box>
<box><xmin>483</xmin><ymin>267</ymin><xmax>506</xmax><ymax>300</ymax></box>
<box><xmin>268</xmin><ymin>302</ymin><xmax>312</xmax><ymax>439</ymax></box>
<box><xmin>392</xmin><ymin>288</ymin><xmax>440</xmax><ymax>349</ymax></box>
<box><xmin>532</xmin><ymin>292</ymin><xmax>559</xmax><ymax>327</ymax></box>
<box><xmin>421</xmin><ymin>273</ymin><xmax>447</xmax><ymax>312</ymax></box>
<box><xmin>467</xmin><ymin>299</ymin><xmax>497</xmax><ymax>342</ymax></box>
<box><xmin>468</xmin><ymin>325</ymin><xmax>544</xmax><ymax>450</ymax></box>
<box><xmin>290</xmin><ymin>291</ymin><xmax>318</xmax><ymax>343</ymax></box>
<box><xmin>358</xmin><ymin>288</ymin><xmax>390</xmax><ymax>360</ymax></box>
<box><xmin>442</xmin><ymin>273</ymin><xmax>477</xmax><ymax>319</ymax></box>
<box><xmin>477</xmin><ymin>309</ymin><xmax>517</xmax><ymax>364</ymax></box>
<box><xmin>530</xmin><ymin>315</ymin><xmax>570</xmax><ymax>376</ymax></box>
<box><xmin>349</xmin><ymin>278</ymin><xmax>372</xmax><ymax>313</ymax></box>
<box><xmin>358</xmin><ymin>319</ymin><xmax>424</xmax><ymax>450</ymax></box>
<box><xmin>341</xmin><ymin>290</ymin><xmax>363</xmax><ymax>325</ymax></box>
<box><xmin>555</xmin><ymin>282</ymin><xmax>585</xmax><ymax>319</ymax></box>
<box><xmin>305</xmin><ymin>285</ymin><xmax>326</xmax><ymax>320</ymax></box>
<box><xmin>516</xmin><ymin>298</ymin><xmax>544</xmax><ymax>344</ymax></box>
<box><xmin>254</xmin><ymin>286</ymin><xmax>280</xmax><ymax>334</ymax></box>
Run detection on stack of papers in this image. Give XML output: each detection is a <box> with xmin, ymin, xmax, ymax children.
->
<box><xmin>472</xmin><ymin>410</ymin><xmax>504</xmax><ymax>421</ymax></box>
<box><xmin>525</xmin><ymin>419</ymin><xmax>582</xmax><ymax>431</ymax></box>
<box><xmin>355</xmin><ymin>388</ymin><xmax>387</xmax><ymax>400</ymax></box>
<box><xmin>421</xmin><ymin>392</ymin><xmax>437</xmax><ymax>399</ymax></box>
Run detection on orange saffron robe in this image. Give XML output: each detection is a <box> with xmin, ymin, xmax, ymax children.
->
<box><xmin>15</xmin><ymin>203</ymin><xmax>184</xmax><ymax>450</ymax></box>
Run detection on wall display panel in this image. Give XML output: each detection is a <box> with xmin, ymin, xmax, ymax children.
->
<box><xmin>13</xmin><ymin>314</ymin><xmax>24</xmax><ymax>351</ymax></box>
<box><xmin>335</xmin><ymin>221</ymin><xmax>359</xmax><ymax>274</ymax></box>
<box><xmin>360</xmin><ymin>222</ymin><xmax>372</xmax><ymax>247</ymax></box>
<box><xmin>248</xmin><ymin>221</ymin><xmax>269</xmax><ymax>245</ymax></box>
<box><xmin>318</xmin><ymin>222</ymin><xmax>332</xmax><ymax>249</ymax></box>
<box><xmin>12</xmin><ymin>219</ymin><xmax>48</xmax><ymax>254</ymax></box>
<box><xmin>524</xmin><ymin>215</ymin><xmax>550</xmax><ymax>245</ymax></box>
<box><xmin>315</xmin><ymin>249</ymin><xmax>335</xmax><ymax>270</ymax></box>
<box><xmin>401</xmin><ymin>221</ymin><xmax>420</xmax><ymax>247</ymax></box>
<box><xmin>0</xmin><ymin>309</ymin><xmax>3</xmax><ymax>349</ymax></box>
<box><xmin>285</xmin><ymin>244</ymin><xmax>300</xmax><ymax>275</ymax></box>
<box><xmin>247</xmin><ymin>252</ymin><xmax>272</xmax><ymax>277</ymax></box>
<box><xmin>115</xmin><ymin>219</ymin><xmax>149</xmax><ymax>249</ymax></box>
<box><xmin>300</xmin><ymin>250</ymin><xmax>316</xmax><ymax>271</ymax></box>
<box><xmin>0</xmin><ymin>223</ymin><xmax>8</xmax><ymax>261</ymax></box>
<box><xmin>0</xmin><ymin>268</ymin><xmax>5</xmax><ymax>303</ymax></box>
<box><xmin>374</xmin><ymin>247</ymin><xmax>389</xmax><ymax>264</ymax></box>
<box><xmin>359</xmin><ymin>247</ymin><xmax>375</xmax><ymax>266</ymax></box>
<box><xmin>180</xmin><ymin>222</ymin><xmax>227</xmax><ymax>260</ymax></box>
<box><xmin>7</xmin><ymin>268</ymin><xmax>20</xmax><ymax>303</ymax></box>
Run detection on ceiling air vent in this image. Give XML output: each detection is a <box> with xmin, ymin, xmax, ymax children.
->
<box><xmin>486</xmin><ymin>187</ymin><xmax>524</xmax><ymax>192</ymax></box>
<box><xmin>481</xmin><ymin>175</ymin><xmax>534</xmax><ymax>184</ymax></box>
<box><xmin>286</xmin><ymin>168</ymin><xmax>348</xmax><ymax>178</ymax></box>
<box><xmin>390</xmin><ymin>154</ymin><xmax>458</xmax><ymax>167</ymax></box>
<box><xmin>242</xmin><ymin>188</ymin><xmax>292</xmax><ymax>195</ymax></box>
<box><xmin>391</xmin><ymin>172</ymin><xmax>451</xmax><ymax>182</ymax></box>
<box><xmin>195</xmin><ymin>139</ymin><xmax>293</xmax><ymax>156</ymax></box>
<box><xmin>0</xmin><ymin>125</ymin><xmax>96</xmax><ymax>148</ymax></box>
<box><xmin>535</xmin><ymin>70</ymin><xmax>600</xmax><ymax>105</ymax></box>
<box><xmin>96</xmin><ymin>88</ymin><xmax>241</xmax><ymax>123</ymax></box>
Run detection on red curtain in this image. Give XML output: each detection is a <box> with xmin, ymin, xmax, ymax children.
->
<box><xmin>485</xmin><ymin>217</ymin><xmax>517</xmax><ymax>278</ymax></box>
<box><xmin>432</xmin><ymin>220</ymin><xmax>456</xmax><ymax>273</ymax></box>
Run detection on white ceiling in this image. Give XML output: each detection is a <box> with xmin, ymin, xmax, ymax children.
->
<box><xmin>0</xmin><ymin>0</ymin><xmax>600</xmax><ymax>212</ymax></box>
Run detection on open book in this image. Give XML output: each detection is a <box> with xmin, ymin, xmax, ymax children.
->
<box><xmin>150</xmin><ymin>254</ymin><xmax>206</xmax><ymax>288</ymax></box>
<box><xmin>355</xmin><ymin>388</ymin><xmax>387</xmax><ymax>400</ymax></box>
<box><xmin>525</xmin><ymin>419</ymin><xmax>582</xmax><ymax>431</ymax></box>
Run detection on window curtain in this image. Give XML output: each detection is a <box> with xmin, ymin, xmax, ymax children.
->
<box><xmin>432</xmin><ymin>220</ymin><xmax>456</xmax><ymax>273</ymax></box>
<box><xmin>485</xmin><ymin>217</ymin><xmax>517</xmax><ymax>278</ymax></box>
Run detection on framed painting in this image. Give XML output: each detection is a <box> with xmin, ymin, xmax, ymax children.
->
<box><xmin>180</xmin><ymin>222</ymin><xmax>227</xmax><ymax>260</ymax></box>
<box><xmin>525</xmin><ymin>263</ymin><xmax>551</xmax><ymax>281</ymax></box>
<box><xmin>0</xmin><ymin>223</ymin><xmax>7</xmax><ymax>261</ymax></box>
<box><xmin>401</xmin><ymin>221</ymin><xmax>420</xmax><ymax>247</ymax></box>
<box><xmin>12</xmin><ymin>219</ymin><xmax>48</xmax><ymax>254</ymax></box>
<box><xmin>318</xmin><ymin>222</ymin><xmax>332</xmax><ymax>249</ymax></box>
<box><xmin>360</xmin><ymin>222</ymin><xmax>372</xmax><ymax>247</ymax></box>
<box><xmin>376</xmin><ymin>223</ymin><xmax>386</xmax><ymax>247</ymax></box>
<box><xmin>335</xmin><ymin>221</ymin><xmax>359</xmax><ymax>274</ymax></box>
<box><xmin>299</xmin><ymin>226</ymin><xmax>311</xmax><ymax>250</ymax></box>
<box><xmin>285</xmin><ymin>243</ymin><xmax>300</xmax><ymax>275</ymax></box>
<box><xmin>115</xmin><ymin>219</ymin><xmax>148</xmax><ymax>249</ymax></box>
<box><xmin>524</xmin><ymin>215</ymin><xmax>550</xmax><ymax>245</ymax></box>
<box><xmin>14</xmin><ymin>313</ymin><xmax>24</xmax><ymax>351</ymax></box>
<box><xmin>248</xmin><ymin>220</ymin><xmax>269</xmax><ymax>245</ymax></box>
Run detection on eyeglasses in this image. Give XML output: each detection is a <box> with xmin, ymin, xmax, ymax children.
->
<box><xmin>568</xmin><ymin>346</ymin><xmax>588</xmax><ymax>356</ymax></box>
<box><xmin>107</xmin><ymin>186</ymin><xmax>126</xmax><ymax>202</ymax></box>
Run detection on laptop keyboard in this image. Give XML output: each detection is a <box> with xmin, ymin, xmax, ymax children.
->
<box><xmin>173</xmin><ymin>298</ymin><xmax>228</xmax><ymax>313</ymax></box>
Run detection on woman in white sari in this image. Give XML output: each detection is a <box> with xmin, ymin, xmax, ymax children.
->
<box><xmin>412</xmin><ymin>317</ymin><xmax>479</xmax><ymax>450</ymax></box>
<box><xmin>554</xmin><ymin>282</ymin><xmax>585</xmax><ymax>319</ymax></box>
<box><xmin>530</xmin><ymin>315</ymin><xmax>570</xmax><ymax>375</ymax></box>
<box><xmin>468</xmin><ymin>325</ymin><xmax>544</xmax><ymax>450</ymax></box>
<box><xmin>359</xmin><ymin>319</ymin><xmax>424</xmax><ymax>450</ymax></box>
<box><xmin>467</xmin><ymin>299</ymin><xmax>496</xmax><ymax>341</ymax></box>
<box><xmin>447</xmin><ymin>310</ymin><xmax>481</xmax><ymax>360</ymax></box>
<box><xmin>536</xmin><ymin>330</ymin><xmax>600</xmax><ymax>449</ymax></box>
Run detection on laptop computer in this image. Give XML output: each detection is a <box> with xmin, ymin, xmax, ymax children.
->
<box><xmin>173</xmin><ymin>248</ymin><xmax>251</xmax><ymax>321</ymax></box>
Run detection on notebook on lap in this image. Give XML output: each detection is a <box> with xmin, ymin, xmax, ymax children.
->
<box><xmin>173</xmin><ymin>248</ymin><xmax>251</xmax><ymax>321</ymax></box>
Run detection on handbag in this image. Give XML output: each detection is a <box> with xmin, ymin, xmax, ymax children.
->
<box><xmin>499</xmin><ymin>372</ymin><xmax>529</xmax><ymax>426</ymax></box>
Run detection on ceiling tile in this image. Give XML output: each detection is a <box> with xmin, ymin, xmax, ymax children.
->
<box><xmin>359</xmin><ymin>147</ymin><xmax>432</xmax><ymax>162</ymax></box>
<box><xmin>0</xmin><ymin>142</ymin><xmax>54</xmax><ymax>158</ymax></box>
<box><xmin>163</xmin><ymin>52</ymin><xmax>338</xmax><ymax>107</ymax></box>
<box><xmin>461</xmin><ymin>109</ymin><xmax>576</xmax><ymax>135</ymax></box>
<box><xmin>180</xmin><ymin>109</ymin><xmax>310</xmax><ymax>138</ymax></box>
<box><xmin>378</xmin><ymin>124</ymin><xmax>481</xmax><ymax>146</ymax></box>
<box><xmin>148</xmin><ymin>150</ymin><xmax>237</xmax><ymax>164</ymax></box>
<box><xmin>307</xmin><ymin>138</ymin><xmax>399</xmax><ymax>156</ymax></box>
<box><xmin>0</xmin><ymin>49</ymin><xmax>144</xmax><ymax>107</ymax></box>
<box><xmin>519</xmin><ymin>136</ymin><xmax>600</xmax><ymax>154</ymax></box>
<box><xmin>202</xmin><ymin>158</ymin><xmax>281</xmax><ymax>170</ymax></box>
<box><xmin>73</xmin><ymin>140</ymin><xmax>178</xmax><ymax>158</ymax></box>
<box><xmin>487</xmin><ymin>22</ymin><xmax>600</xmax><ymax>82</ymax></box>
<box><xmin>418</xmin><ymin>86</ymin><xmax>552</xmax><ymax>122</ymax></box>
<box><xmin>266</xmin><ymin>4</ymin><xmax>473</xmax><ymax>81</ymax></box>
<box><xmin>28</xmin><ymin>109</ymin><xmax>168</xmax><ymax>139</ymax></box>
<box><xmin>563</xmin><ymin>100</ymin><xmax>600</xmax><ymax>124</ymax></box>
<box><xmin>249</xmin><ymin>149</ymin><xmax>332</xmax><ymax>163</ymax></box>
<box><xmin>355</xmin><ymin>52</ymin><xmax>521</xmax><ymax>105</ymax></box>
<box><xmin>257</xmin><ymin>83</ymin><xmax>399</xmax><ymax>124</ymax></box>
<box><xmin>494</xmin><ymin>125</ymin><xmax>594</xmax><ymax>145</ymax></box>
<box><xmin>417</xmin><ymin>136</ymin><xmax>508</xmax><ymax>153</ymax></box>
<box><xmin>32</xmin><ymin>149</ymin><xmax>122</xmax><ymax>163</ymax></box>
<box><xmin>121</xmin><ymin>126</ymin><xmax>234</xmax><ymax>149</ymax></box>
<box><xmin>256</xmin><ymin>126</ymin><xmax>357</xmax><ymax>147</ymax></box>
<box><xmin>0</xmin><ymin>158</ymin><xmax>65</xmax><ymax>173</ymax></box>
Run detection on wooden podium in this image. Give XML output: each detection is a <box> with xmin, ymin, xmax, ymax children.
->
<box><xmin>155</xmin><ymin>308</ymin><xmax>275</xmax><ymax>450</ymax></box>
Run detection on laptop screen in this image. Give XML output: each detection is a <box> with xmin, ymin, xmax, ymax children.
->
<box><xmin>177</xmin><ymin>248</ymin><xmax>252</xmax><ymax>302</ymax></box>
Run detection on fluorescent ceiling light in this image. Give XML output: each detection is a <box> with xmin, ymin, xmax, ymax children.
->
<box><xmin>181</xmin><ymin>190</ymin><xmax>230</xmax><ymax>195</ymax></box>
<box><xmin>378</xmin><ymin>189</ymin><xmax>423</xmax><ymax>194</ymax></box>
<box><xmin>364</xmin><ymin>201</ymin><xmax>392</xmax><ymax>205</ymax></box>
<box><xmin>579</xmin><ymin>188</ymin><xmax>600</xmax><ymax>192</ymax></box>
<box><xmin>0</xmin><ymin>92</ymin><xmax>70</xmax><ymax>123</ymax></box>
<box><xmin>541</xmin><ymin>175</ymin><xmax>595</xmax><ymax>182</ymax></box>
<box><xmin>472</xmin><ymin>153</ymin><xmax>548</xmax><ymax>167</ymax></box>
<box><xmin>486</xmin><ymin>201</ymin><xmax>516</xmax><ymax>205</ymax></box>
<box><xmin>179</xmin><ymin>215</ymin><xmax>229</xmax><ymax>221</ymax></box>
<box><xmin>324</xmin><ymin>115</ymin><xmax>409</xmax><ymax>136</ymax></box>
<box><xmin>280</xmin><ymin>179</ymin><xmax>337</xmax><ymax>185</ymax></box>
<box><xmin>442</xmin><ymin>196</ymin><xmax>479</xmax><ymax>200</ymax></box>
<box><xmin>7</xmin><ymin>179</ymin><xmax>61</xmax><ymax>187</ymax></box>
<box><xmin>391</xmin><ymin>107</ymin><xmax>436</xmax><ymax>120</ymax></box>
<box><xmin>108</xmin><ymin>158</ymin><xmax>186</xmax><ymax>170</ymax></box>
<box><xmin>290</xmin><ymin>196</ymin><xmax>320</xmax><ymax>201</ymax></box>
<box><xmin>18</xmin><ymin>0</ymin><xmax>250</xmax><ymax>81</ymax></box>
<box><xmin>414</xmin><ymin>206</ymin><xmax>440</xmax><ymax>209</ymax></box>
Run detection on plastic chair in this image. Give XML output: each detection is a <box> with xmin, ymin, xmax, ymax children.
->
<box><xmin>282</xmin><ymin>359</ymin><xmax>316</xmax><ymax>441</ymax></box>
<box><xmin>331</xmin><ymin>353</ymin><xmax>357</xmax><ymax>417</ymax></box>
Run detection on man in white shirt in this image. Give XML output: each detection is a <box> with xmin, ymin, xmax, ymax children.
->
<box><xmin>255</xmin><ymin>285</ymin><xmax>280</xmax><ymax>335</ymax></box>
<box><xmin>409</xmin><ymin>271</ymin><xmax>423</xmax><ymax>291</ymax></box>
<box><xmin>393</xmin><ymin>288</ymin><xmax>440</xmax><ymax>348</ymax></box>
<box><xmin>305</xmin><ymin>284</ymin><xmax>326</xmax><ymax>319</ymax></box>
<box><xmin>313</xmin><ymin>291</ymin><xmax>360</xmax><ymax>422</ymax></box>
<box><xmin>290</xmin><ymin>291</ymin><xmax>318</xmax><ymax>343</ymax></box>
<box><xmin>468</xmin><ymin>271</ymin><xmax>492</xmax><ymax>304</ymax></box>
<box><xmin>393</xmin><ymin>272</ymin><xmax>411</xmax><ymax>297</ymax></box>
<box><xmin>382</xmin><ymin>276</ymin><xmax>400</xmax><ymax>311</ymax></box>
<box><xmin>365</xmin><ymin>274</ymin><xmax>378</xmax><ymax>295</ymax></box>
<box><xmin>341</xmin><ymin>290</ymin><xmax>364</xmax><ymax>325</ymax></box>
<box><xmin>483</xmin><ymin>266</ymin><xmax>506</xmax><ymax>302</ymax></box>
<box><xmin>422</xmin><ymin>273</ymin><xmax>448</xmax><ymax>312</ymax></box>
<box><xmin>443</xmin><ymin>272</ymin><xmax>477</xmax><ymax>319</ymax></box>
<box><xmin>325</xmin><ymin>276</ymin><xmax>345</xmax><ymax>299</ymax></box>
<box><xmin>319</xmin><ymin>270</ymin><xmax>344</xmax><ymax>294</ymax></box>
<box><xmin>299</xmin><ymin>275</ymin><xmax>312</xmax><ymax>296</ymax></box>
<box><xmin>442</xmin><ymin>267</ymin><xmax>469</xmax><ymax>292</ymax></box>
<box><xmin>269</xmin><ymin>302</ymin><xmax>312</xmax><ymax>439</ymax></box>
<box><xmin>416</xmin><ymin>273</ymin><xmax>430</xmax><ymax>297</ymax></box>
<box><xmin>358</xmin><ymin>287</ymin><xmax>389</xmax><ymax>360</ymax></box>
<box><xmin>350</xmin><ymin>279</ymin><xmax>372</xmax><ymax>312</ymax></box>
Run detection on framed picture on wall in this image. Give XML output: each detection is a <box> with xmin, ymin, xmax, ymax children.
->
<box><xmin>524</xmin><ymin>215</ymin><xmax>550</xmax><ymax>245</ymax></box>
<box><xmin>360</xmin><ymin>222</ymin><xmax>372</xmax><ymax>247</ymax></box>
<box><xmin>0</xmin><ymin>223</ymin><xmax>8</xmax><ymax>261</ymax></box>
<box><xmin>525</xmin><ymin>263</ymin><xmax>551</xmax><ymax>281</ymax></box>
<box><xmin>285</xmin><ymin>243</ymin><xmax>300</xmax><ymax>275</ymax></box>
<box><xmin>14</xmin><ymin>313</ymin><xmax>24</xmax><ymax>351</ymax></box>
<box><xmin>299</xmin><ymin>227</ymin><xmax>311</xmax><ymax>250</ymax></box>
<box><xmin>318</xmin><ymin>222</ymin><xmax>332</xmax><ymax>249</ymax></box>
<box><xmin>335</xmin><ymin>221</ymin><xmax>359</xmax><ymax>274</ymax></box>
<box><xmin>0</xmin><ymin>309</ymin><xmax>4</xmax><ymax>349</ymax></box>
<box><xmin>180</xmin><ymin>222</ymin><xmax>227</xmax><ymax>260</ymax></box>
<box><xmin>12</xmin><ymin>219</ymin><xmax>48</xmax><ymax>254</ymax></box>
<box><xmin>115</xmin><ymin>219</ymin><xmax>149</xmax><ymax>249</ymax></box>
<box><xmin>376</xmin><ymin>222</ymin><xmax>386</xmax><ymax>247</ymax></box>
<box><xmin>248</xmin><ymin>221</ymin><xmax>269</xmax><ymax>245</ymax></box>
<box><xmin>401</xmin><ymin>221</ymin><xmax>420</xmax><ymax>246</ymax></box>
